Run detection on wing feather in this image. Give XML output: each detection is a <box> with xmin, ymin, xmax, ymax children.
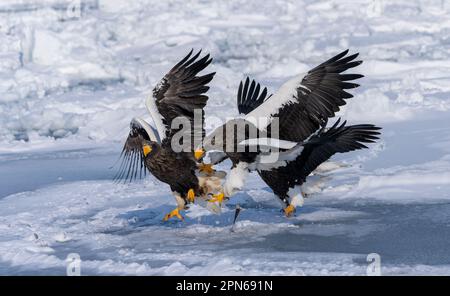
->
<box><xmin>150</xmin><ymin>50</ymin><xmax>215</xmax><ymax>143</ymax></box>
<box><xmin>246</xmin><ymin>50</ymin><xmax>363</xmax><ymax>142</ymax></box>
<box><xmin>237</xmin><ymin>77</ymin><xmax>271</xmax><ymax>115</ymax></box>
<box><xmin>259</xmin><ymin>119</ymin><xmax>381</xmax><ymax>196</ymax></box>
<box><xmin>114</xmin><ymin>119</ymin><xmax>151</xmax><ymax>182</ymax></box>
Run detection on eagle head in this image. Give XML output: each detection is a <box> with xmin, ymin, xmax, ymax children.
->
<box><xmin>142</xmin><ymin>140</ymin><xmax>158</xmax><ymax>158</ymax></box>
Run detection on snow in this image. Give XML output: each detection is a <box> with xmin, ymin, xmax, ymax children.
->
<box><xmin>1</xmin><ymin>0</ymin><xmax>450</xmax><ymax>275</ymax></box>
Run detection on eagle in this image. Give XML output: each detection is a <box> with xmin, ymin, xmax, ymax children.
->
<box><xmin>115</xmin><ymin>50</ymin><xmax>224</xmax><ymax>221</ymax></box>
<box><xmin>238</xmin><ymin>79</ymin><xmax>381</xmax><ymax>215</ymax></box>
<box><xmin>199</xmin><ymin>50</ymin><xmax>381</xmax><ymax>215</ymax></box>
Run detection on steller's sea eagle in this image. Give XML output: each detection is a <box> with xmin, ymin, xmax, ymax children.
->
<box><xmin>199</xmin><ymin>50</ymin><xmax>379</xmax><ymax>211</ymax></box>
<box><xmin>236</xmin><ymin>78</ymin><xmax>381</xmax><ymax>216</ymax></box>
<box><xmin>115</xmin><ymin>50</ymin><xmax>224</xmax><ymax>221</ymax></box>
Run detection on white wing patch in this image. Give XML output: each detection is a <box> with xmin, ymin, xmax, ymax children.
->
<box><xmin>131</xmin><ymin>117</ymin><xmax>160</xmax><ymax>143</ymax></box>
<box><xmin>250</xmin><ymin>143</ymin><xmax>305</xmax><ymax>171</ymax></box>
<box><xmin>145</xmin><ymin>94</ymin><xmax>166</xmax><ymax>141</ymax></box>
<box><xmin>238</xmin><ymin>138</ymin><xmax>298</xmax><ymax>150</ymax></box>
<box><xmin>245</xmin><ymin>72</ymin><xmax>307</xmax><ymax>130</ymax></box>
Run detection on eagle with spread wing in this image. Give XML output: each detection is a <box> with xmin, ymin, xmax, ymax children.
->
<box><xmin>115</xmin><ymin>50</ymin><xmax>223</xmax><ymax>221</ymax></box>
<box><xmin>200</xmin><ymin>50</ymin><xmax>381</xmax><ymax>215</ymax></box>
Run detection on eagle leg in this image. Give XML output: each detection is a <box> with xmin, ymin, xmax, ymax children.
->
<box><xmin>187</xmin><ymin>188</ymin><xmax>195</xmax><ymax>203</ymax></box>
<box><xmin>163</xmin><ymin>207</ymin><xmax>184</xmax><ymax>221</ymax></box>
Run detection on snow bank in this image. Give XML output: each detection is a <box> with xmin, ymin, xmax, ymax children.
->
<box><xmin>1</xmin><ymin>0</ymin><xmax>450</xmax><ymax>151</ymax></box>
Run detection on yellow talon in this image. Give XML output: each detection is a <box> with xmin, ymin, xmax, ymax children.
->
<box><xmin>284</xmin><ymin>205</ymin><xmax>296</xmax><ymax>217</ymax></box>
<box><xmin>163</xmin><ymin>208</ymin><xmax>184</xmax><ymax>221</ymax></box>
<box><xmin>198</xmin><ymin>163</ymin><xmax>215</xmax><ymax>175</ymax></box>
<box><xmin>187</xmin><ymin>189</ymin><xmax>195</xmax><ymax>203</ymax></box>
<box><xmin>208</xmin><ymin>192</ymin><xmax>225</xmax><ymax>204</ymax></box>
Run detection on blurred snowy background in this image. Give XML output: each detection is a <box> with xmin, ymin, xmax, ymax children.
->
<box><xmin>1</xmin><ymin>0</ymin><xmax>450</xmax><ymax>275</ymax></box>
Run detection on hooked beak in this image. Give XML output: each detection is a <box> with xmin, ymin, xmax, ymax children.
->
<box><xmin>143</xmin><ymin>144</ymin><xmax>152</xmax><ymax>157</ymax></box>
<box><xmin>194</xmin><ymin>148</ymin><xmax>205</xmax><ymax>160</ymax></box>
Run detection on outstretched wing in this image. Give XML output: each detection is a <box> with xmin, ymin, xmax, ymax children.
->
<box><xmin>114</xmin><ymin>118</ymin><xmax>156</xmax><ymax>182</ymax></box>
<box><xmin>147</xmin><ymin>50</ymin><xmax>215</xmax><ymax>145</ymax></box>
<box><xmin>237</xmin><ymin>77</ymin><xmax>270</xmax><ymax>115</ymax></box>
<box><xmin>260</xmin><ymin>119</ymin><xmax>381</xmax><ymax>194</ymax></box>
<box><xmin>246</xmin><ymin>49</ymin><xmax>363</xmax><ymax>142</ymax></box>
<box><xmin>291</xmin><ymin>119</ymin><xmax>381</xmax><ymax>183</ymax></box>
<box><xmin>205</xmin><ymin>78</ymin><xmax>270</xmax><ymax>165</ymax></box>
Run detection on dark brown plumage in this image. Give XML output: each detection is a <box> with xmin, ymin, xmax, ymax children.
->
<box><xmin>115</xmin><ymin>50</ymin><xmax>215</xmax><ymax>216</ymax></box>
<box><xmin>142</xmin><ymin>139</ymin><xmax>201</xmax><ymax>197</ymax></box>
<box><xmin>154</xmin><ymin>50</ymin><xmax>215</xmax><ymax>141</ymax></box>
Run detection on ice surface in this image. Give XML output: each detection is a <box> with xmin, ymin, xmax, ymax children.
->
<box><xmin>1</xmin><ymin>0</ymin><xmax>450</xmax><ymax>275</ymax></box>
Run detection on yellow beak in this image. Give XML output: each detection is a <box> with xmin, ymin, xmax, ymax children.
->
<box><xmin>143</xmin><ymin>144</ymin><xmax>152</xmax><ymax>157</ymax></box>
<box><xmin>194</xmin><ymin>148</ymin><xmax>205</xmax><ymax>160</ymax></box>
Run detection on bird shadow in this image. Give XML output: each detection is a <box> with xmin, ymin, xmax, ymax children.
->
<box><xmin>101</xmin><ymin>190</ymin><xmax>317</xmax><ymax>236</ymax></box>
<box><xmin>115</xmin><ymin>204</ymin><xmax>237</xmax><ymax>230</ymax></box>
<box><xmin>109</xmin><ymin>206</ymin><xmax>313</xmax><ymax>237</ymax></box>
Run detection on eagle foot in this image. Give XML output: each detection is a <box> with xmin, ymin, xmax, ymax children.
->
<box><xmin>163</xmin><ymin>208</ymin><xmax>184</xmax><ymax>221</ymax></box>
<box><xmin>284</xmin><ymin>205</ymin><xmax>296</xmax><ymax>217</ymax></box>
<box><xmin>198</xmin><ymin>163</ymin><xmax>215</xmax><ymax>175</ymax></box>
<box><xmin>187</xmin><ymin>188</ymin><xmax>195</xmax><ymax>203</ymax></box>
<box><xmin>208</xmin><ymin>192</ymin><xmax>225</xmax><ymax>205</ymax></box>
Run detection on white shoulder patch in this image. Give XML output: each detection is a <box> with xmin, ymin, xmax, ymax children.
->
<box><xmin>245</xmin><ymin>73</ymin><xmax>307</xmax><ymax>130</ymax></box>
<box><xmin>252</xmin><ymin>142</ymin><xmax>305</xmax><ymax>171</ymax></box>
<box><xmin>131</xmin><ymin>117</ymin><xmax>160</xmax><ymax>143</ymax></box>
<box><xmin>145</xmin><ymin>94</ymin><xmax>166</xmax><ymax>141</ymax></box>
<box><xmin>238</xmin><ymin>138</ymin><xmax>298</xmax><ymax>150</ymax></box>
